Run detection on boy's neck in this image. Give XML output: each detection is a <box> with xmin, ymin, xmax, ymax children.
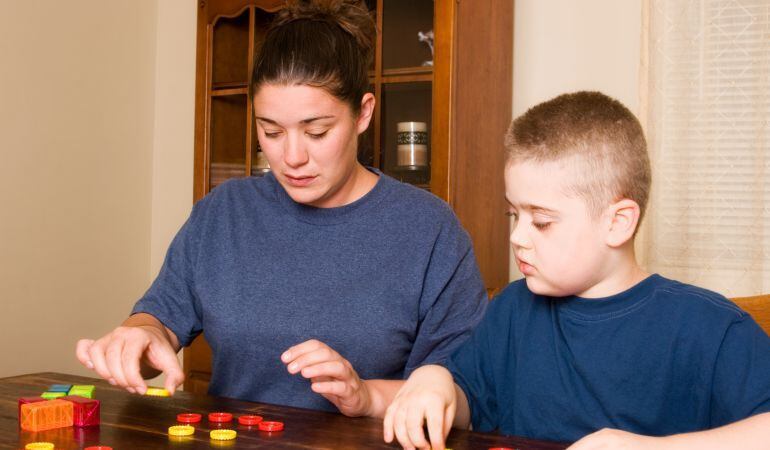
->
<box><xmin>578</xmin><ymin>246</ymin><xmax>649</xmax><ymax>299</ymax></box>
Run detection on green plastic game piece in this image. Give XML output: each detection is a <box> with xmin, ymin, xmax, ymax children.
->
<box><xmin>41</xmin><ymin>391</ymin><xmax>66</xmax><ymax>399</ymax></box>
<box><xmin>67</xmin><ymin>385</ymin><xmax>95</xmax><ymax>398</ymax></box>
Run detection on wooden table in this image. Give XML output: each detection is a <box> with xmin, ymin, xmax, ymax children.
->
<box><xmin>1</xmin><ymin>373</ymin><xmax>566</xmax><ymax>449</ymax></box>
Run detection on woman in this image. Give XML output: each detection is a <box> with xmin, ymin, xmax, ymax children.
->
<box><xmin>75</xmin><ymin>0</ymin><xmax>486</xmax><ymax>414</ymax></box>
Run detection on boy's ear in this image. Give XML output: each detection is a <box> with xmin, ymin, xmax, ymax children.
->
<box><xmin>605</xmin><ymin>198</ymin><xmax>641</xmax><ymax>247</ymax></box>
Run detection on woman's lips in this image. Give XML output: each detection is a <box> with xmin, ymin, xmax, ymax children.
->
<box><xmin>284</xmin><ymin>174</ymin><xmax>317</xmax><ymax>187</ymax></box>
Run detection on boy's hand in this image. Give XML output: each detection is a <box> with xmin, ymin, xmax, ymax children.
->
<box><xmin>383</xmin><ymin>365</ymin><xmax>457</xmax><ymax>450</ymax></box>
<box><xmin>567</xmin><ymin>428</ymin><xmax>659</xmax><ymax>450</ymax></box>
<box><xmin>282</xmin><ymin>339</ymin><xmax>372</xmax><ymax>417</ymax></box>
<box><xmin>75</xmin><ymin>323</ymin><xmax>184</xmax><ymax>395</ymax></box>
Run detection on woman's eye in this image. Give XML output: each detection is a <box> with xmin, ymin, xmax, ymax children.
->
<box><xmin>505</xmin><ymin>210</ymin><xmax>518</xmax><ymax>220</ymax></box>
<box><xmin>306</xmin><ymin>130</ymin><xmax>328</xmax><ymax>140</ymax></box>
<box><xmin>533</xmin><ymin>222</ymin><xmax>551</xmax><ymax>230</ymax></box>
<box><xmin>263</xmin><ymin>130</ymin><xmax>281</xmax><ymax>139</ymax></box>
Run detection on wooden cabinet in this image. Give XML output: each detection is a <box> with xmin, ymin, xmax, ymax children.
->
<box><xmin>188</xmin><ymin>0</ymin><xmax>512</xmax><ymax>393</ymax></box>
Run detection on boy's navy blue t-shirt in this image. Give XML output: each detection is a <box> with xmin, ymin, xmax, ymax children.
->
<box><xmin>133</xmin><ymin>171</ymin><xmax>487</xmax><ymax>411</ymax></box>
<box><xmin>446</xmin><ymin>275</ymin><xmax>770</xmax><ymax>443</ymax></box>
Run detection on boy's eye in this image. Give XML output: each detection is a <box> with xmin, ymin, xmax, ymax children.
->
<box><xmin>306</xmin><ymin>130</ymin><xmax>328</xmax><ymax>139</ymax></box>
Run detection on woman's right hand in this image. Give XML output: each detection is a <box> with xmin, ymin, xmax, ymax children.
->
<box><xmin>75</xmin><ymin>314</ymin><xmax>184</xmax><ymax>395</ymax></box>
<box><xmin>383</xmin><ymin>365</ymin><xmax>458</xmax><ymax>450</ymax></box>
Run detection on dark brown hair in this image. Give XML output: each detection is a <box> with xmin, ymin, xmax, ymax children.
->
<box><xmin>505</xmin><ymin>91</ymin><xmax>651</xmax><ymax>221</ymax></box>
<box><xmin>250</xmin><ymin>0</ymin><xmax>375</xmax><ymax>114</ymax></box>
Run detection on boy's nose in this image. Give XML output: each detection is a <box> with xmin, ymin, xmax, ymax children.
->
<box><xmin>509</xmin><ymin>222</ymin><xmax>530</xmax><ymax>249</ymax></box>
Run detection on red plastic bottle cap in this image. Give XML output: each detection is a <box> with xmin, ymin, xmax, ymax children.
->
<box><xmin>258</xmin><ymin>420</ymin><xmax>284</xmax><ymax>432</ymax></box>
<box><xmin>177</xmin><ymin>413</ymin><xmax>202</xmax><ymax>423</ymax></box>
<box><xmin>208</xmin><ymin>412</ymin><xmax>233</xmax><ymax>423</ymax></box>
<box><xmin>238</xmin><ymin>415</ymin><xmax>264</xmax><ymax>426</ymax></box>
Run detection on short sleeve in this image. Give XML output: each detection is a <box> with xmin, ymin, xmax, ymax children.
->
<box><xmin>710</xmin><ymin>315</ymin><xmax>770</xmax><ymax>426</ymax></box>
<box><xmin>131</xmin><ymin>199</ymin><xmax>209</xmax><ymax>347</ymax></box>
<box><xmin>402</xmin><ymin>218</ymin><xmax>487</xmax><ymax>376</ymax></box>
<box><xmin>443</xmin><ymin>297</ymin><xmax>502</xmax><ymax>433</ymax></box>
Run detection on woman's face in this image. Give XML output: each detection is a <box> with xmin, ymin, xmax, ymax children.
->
<box><xmin>252</xmin><ymin>83</ymin><xmax>375</xmax><ymax>208</ymax></box>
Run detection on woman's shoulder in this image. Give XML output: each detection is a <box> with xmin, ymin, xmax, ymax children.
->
<box><xmin>377</xmin><ymin>173</ymin><xmax>457</xmax><ymax>222</ymax></box>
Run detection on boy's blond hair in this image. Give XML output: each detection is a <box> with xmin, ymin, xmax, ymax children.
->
<box><xmin>505</xmin><ymin>91</ymin><xmax>651</xmax><ymax>222</ymax></box>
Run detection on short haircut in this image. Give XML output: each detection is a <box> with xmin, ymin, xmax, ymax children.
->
<box><xmin>505</xmin><ymin>91</ymin><xmax>651</xmax><ymax>221</ymax></box>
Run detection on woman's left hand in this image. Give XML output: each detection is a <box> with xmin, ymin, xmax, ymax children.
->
<box><xmin>282</xmin><ymin>339</ymin><xmax>372</xmax><ymax>417</ymax></box>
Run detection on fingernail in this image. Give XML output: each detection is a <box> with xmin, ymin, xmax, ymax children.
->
<box><xmin>127</xmin><ymin>387</ymin><xmax>136</xmax><ymax>394</ymax></box>
<box><xmin>85</xmin><ymin>361</ymin><xmax>94</xmax><ymax>369</ymax></box>
<box><xmin>136</xmin><ymin>387</ymin><xmax>146</xmax><ymax>395</ymax></box>
<box><xmin>108</xmin><ymin>378</ymin><xmax>116</xmax><ymax>385</ymax></box>
<box><xmin>288</xmin><ymin>362</ymin><xmax>298</xmax><ymax>372</ymax></box>
<box><xmin>281</xmin><ymin>351</ymin><xmax>290</xmax><ymax>362</ymax></box>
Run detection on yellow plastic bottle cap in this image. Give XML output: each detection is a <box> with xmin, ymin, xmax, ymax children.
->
<box><xmin>210</xmin><ymin>429</ymin><xmax>237</xmax><ymax>440</ymax></box>
<box><xmin>145</xmin><ymin>387</ymin><xmax>170</xmax><ymax>397</ymax></box>
<box><xmin>168</xmin><ymin>425</ymin><xmax>195</xmax><ymax>436</ymax></box>
<box><xmin>25</xmin><ymin>443</ymin><xmax>55</xmax><ymax>450</ymax></box>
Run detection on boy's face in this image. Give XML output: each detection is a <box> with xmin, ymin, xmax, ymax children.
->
<box><xmin>505</xmin><ymin>159</ymin><xmax>610</xmax><ymax>298</ymax></box>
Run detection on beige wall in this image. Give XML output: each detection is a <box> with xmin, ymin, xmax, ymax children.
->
<box><xmin>510</xmin><ymin>0</ymin><xmax>643</xmax><ymax>279</ymax></box>
<box><xmin>0</xmin><ymin>0</ymin><xmax>196</xmax><ymax>378</ymax></box>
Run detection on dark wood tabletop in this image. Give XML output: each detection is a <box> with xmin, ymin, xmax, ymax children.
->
<box><xmin>1</xmin><ymin>373</ymin><xmax>567</xmax><ymax>450</ymax></box>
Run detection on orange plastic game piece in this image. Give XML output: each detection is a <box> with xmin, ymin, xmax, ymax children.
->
<box><xmin>20</xmin><ymin>399</ymin><xmax>73</xmax><ymax>432</ymax></box>
<box><xmin>61</xmin><ymin>395</ymin><xmax>100</xmax><ymax>427</ymax></box>
<box><xmin>257</xmin><ymin>420</ymin><xmax>284</xmax><ymax>432</ymax></box>
<box><xmin>18</xmin><ymin>397</ymin><xmax>47</xmax><ymax>424</ymax></box>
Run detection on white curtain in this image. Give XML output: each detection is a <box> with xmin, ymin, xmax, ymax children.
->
<box><xmin>641</xmin><ymin>0</ymin><xmax>770</xmax><ymax>297</ymax></box>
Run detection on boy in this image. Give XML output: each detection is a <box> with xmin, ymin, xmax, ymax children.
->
<box><xmin>380</xmin><ymin>91</ymin><xmax>770</xmax><ymax>449</ymax></box>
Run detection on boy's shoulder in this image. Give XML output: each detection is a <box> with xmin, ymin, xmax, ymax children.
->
<box><xmin>650</xmin><ymin>275</ymin><xmax>747</xmax><ymax>322</ymax></box>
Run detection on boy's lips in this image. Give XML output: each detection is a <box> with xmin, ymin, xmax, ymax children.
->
<box><xmin>516</xmin><ymin>256</ymin><xmax>536</xmax><ymax>275</ymax></box>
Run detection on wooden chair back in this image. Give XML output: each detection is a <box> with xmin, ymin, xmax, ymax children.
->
<box><xmin>731</xmin><ymin>294</ymin><xmax>770</xmax><ymax>337</ymax></box>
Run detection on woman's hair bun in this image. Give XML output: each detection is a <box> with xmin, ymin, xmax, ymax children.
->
<box><xmin>275</xmin><ymin>0</ymin><xmax>375</xmax><ymax>59</ymax></box>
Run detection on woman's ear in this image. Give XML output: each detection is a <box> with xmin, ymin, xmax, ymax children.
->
<box><xmin>356</xmin><ymin>92</ymin><xmax>376</xmax><ymax>134</ymax></box>
<box><xmin>605</xmin><ymin>198</ymin><xmax>641</xmax><ymax>247</ymax></box>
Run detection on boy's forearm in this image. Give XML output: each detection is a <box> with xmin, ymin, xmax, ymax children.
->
<box><xmin>363</xmin><ymin>379</ymin><xmax>405</xmax><ymax>418</ymax></box>
<box><xmin>657</xmin><ymin>412</ymin><xmax>770</xmax><ymax>450</ymax></box>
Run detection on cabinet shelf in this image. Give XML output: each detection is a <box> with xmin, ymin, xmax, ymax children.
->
<box><xmin>212</xmin><ymin>81</ymin><xmax>248</xmax><ymax>90</ymax></box>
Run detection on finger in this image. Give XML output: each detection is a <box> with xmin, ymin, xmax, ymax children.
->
<box><xmin>300</xmin><ymin>360</ymin><xmax>349</xmax><ymax>380</ymax></box>
<box><xmin>310</xmin><ymin>380</ymin><xmax>349</xmax><ymax>396</ymax></box>
<box><xmin>145</xmin><ymin>339</ymin><xmax>184</xmax><ymax>395</ymax></box>
<box><xmin>426</xmin><ymin>402</ymin><xmax>446</xmax><ymax>450</ymax></box>
<box><xmin>122</xmin><ymin>338</ymin><xmax>149</xmax><ymax>393</ymax></box>
<box><xmin>75</xmin><ymin>339</ymin><xmax>95</xmax><ymax>369</ymax></box>
<box><xmin>443</xmin><ymin>402</ymin><xmax>455</xmax><ymax>438</ymax></box>
<box><xmin>281</xmin><ymin>339</ymin><xmax>323</xmax><ymax>364</ymax></box>
<box><xmin>285</xmin><ymin>346</ymin><xmax>338</xmax><ymax>375</ymax></box>
<box><xmin>393</xmin><ymin>405</ymin><xmax>415</xmax><ymax>450</ymax></box>
<box><xmin>383</xmin><ymin>404</ymin><xmax>396</xmax><ymax>443</ymax></box>
<box><xmin>87</xmin><ymin>339</ymin><xmax>113</xmax><ymax>384</ymax></box>
<box><xmin>406</xmin><ymin>405</ymin><xmax>430</xmax><ymax>449</ymax></box>
<box><xmin>104</xmin><ymin>338</ymin><xmax>130</xmax><ymax>389</ymax></box>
